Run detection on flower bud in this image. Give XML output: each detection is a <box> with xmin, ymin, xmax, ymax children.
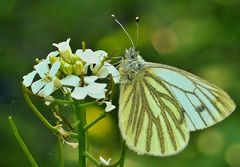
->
<box><xmin>56</xmin><ymin>70</ymin><xmax>62</xmax><ymax>78</ymax></box>
<box><xmin>49</xmin><ymin>55</ymin><xmax>58</xmax><ymax>64</ymax></box>
<box><xmin>35</xmin><ymin>58</ymin><xmax>40</xmax><ymax>64</ymax></box>
<box><xmin>54</xmin><ymin>77</ymin><xmax>62</xmax><ymax>88</ymax></box>
<box><xmin>61</xmin><ymin>51</ymin><xmax>72</xmax><ymax>64</ymax></box>
<box><xmin>74</xmin><ymin>61</ymin><xmax>84</xmax><ymax>75</ymax></box>
<box><xmin>71</xmin><ymin>55</ymin><xmax>80</xmax><ymax>64</ymax></box>
<box><xmin>62</xmin><ymin>63</ymin><xmax>73</xmax><ymax>75</ymax></box>
<box><xmin>60</xmin><ymin>59</ymin><xmax>67</xmax><ymax>70</ymax></box>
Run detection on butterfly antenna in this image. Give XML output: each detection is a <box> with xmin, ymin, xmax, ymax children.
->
<box><xmin>111</xmin><ymin>14</ymin><xmax>135</xmax><ymax>48</ymax></box>
<box><xmin>135</xmin><ymin>16</ymin><xmax>140</xmax><ymax>48</ymax></box>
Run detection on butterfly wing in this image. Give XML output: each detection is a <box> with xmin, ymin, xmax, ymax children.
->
<box><xmin>146</xmin><ymin>63</ymin><xmax>236</xmax><ymax>131</ymax></box>
<box><xmin>119</xmin><ymin>70</ymin><xmax>190</xmax><ymax>156</ymax></box>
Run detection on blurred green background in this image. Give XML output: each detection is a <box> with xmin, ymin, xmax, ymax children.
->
<box><xmin>1</xmin><ymin>0</ymin><xmax>240</xmax><ymax>166</ymax></box>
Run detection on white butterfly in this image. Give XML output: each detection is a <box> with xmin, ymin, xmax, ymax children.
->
<box><xmin>118</xmin><ymin>47</ymin><xmax>235</xmax><ymax>156</ymax></box>
<box><xmin>111</xmin><ymin>14</ymin><xmax>236</xmax><ymax>156</ymax></box>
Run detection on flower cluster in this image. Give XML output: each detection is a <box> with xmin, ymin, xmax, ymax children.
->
<box><xmin>23</xmin><ymin>39</ymin><xmax>120</xmax><ymax>111</ymax></box>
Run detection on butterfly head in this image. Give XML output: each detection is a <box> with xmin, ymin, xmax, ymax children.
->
<box><xmin>124</xmin><ymin>47</ymin><xmax>140</xmax><ymax>60</ymax></box>
<box><xmin>118</xmin><ymin>47</ymin><xmax>145</xmax><ymax>82</ymax></box>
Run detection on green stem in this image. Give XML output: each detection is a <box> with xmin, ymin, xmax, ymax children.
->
<box><xmin>83</xmin><ymin>152</ymin><xmax>102</xmax><ymax>167</ymax></box>
<box><xmin>80</xmin><ymin>101</ymin><xmax>97</xmax><ymax>108</ymax></box>
<box><xmin>57</xmin><ymin>136</ymin><xmax>64</xmax><ymax>167</ymax></box>
<box><xmin>119</xmin><ymin>140</ymin><xmax>126</xmax><ymax>167</ymax></box>
<box><xmin>74</xmin><ymin>101</ymin><xmax>87</xmax><ymax>167</ymax></box>
<box><xmin>8</xmin><ymin>116</ymin><xmax>38</xmax><ymax>167</ymax></box>
<box><xmin>53</xmin><ymin>99</ymin><xmax>73</xmax><ymax>105</ymax></box>
<box><xmin>84</xmin><ymin>112</ymin><xmax>106</xmax><ymax>131</ymax></box>
<box><xmin>21</xmin><ymin>83</ymin><xmax>56</xmax><ymax>132</ymax></box>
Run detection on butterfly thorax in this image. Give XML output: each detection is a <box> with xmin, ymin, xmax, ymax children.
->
<box><xmin>119</xmin><ymin>47</ymin><xmax>145</xmax><ymax>82</ymax></box>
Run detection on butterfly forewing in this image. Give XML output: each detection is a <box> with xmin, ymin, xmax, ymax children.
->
<box><xmin>146</xmin><ymin>63</ymin><xmax>236</xmax><ymax>131</ymax></box>
<box><xmin>119</xmin><ymin>69</ymin><xmax>190</xmax><ymax>156</ymax></box>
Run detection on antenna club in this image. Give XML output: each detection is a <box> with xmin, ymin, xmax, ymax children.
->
<box><xmin>136</xmin><ymin>16</ymin><xmax>140</xmax><ymax>22</ymax></box>
<box><xmin>111</xmin><ymin>14</ymin><xmax>116</xmax><ymax>19</ymax></box>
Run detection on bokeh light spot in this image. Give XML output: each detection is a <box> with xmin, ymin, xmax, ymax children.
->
<box><xmin>151</xmin><ymin>28</ymin><xmax>178</xmax><ymax>54</ymax></box>
<box><xmin>197</xmin><ymin>130</ymin><xmax>224</xmax><ymax>156</ymax></box>
<box><xmin>225</xmin><ymin>144</ymin><xmax>240</xmax><ymax>167</ymax></box>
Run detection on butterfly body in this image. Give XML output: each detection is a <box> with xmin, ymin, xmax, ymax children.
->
<box><xmin>118</xmin><ymin>47</ymin><xmax>236</xmax><ymax>156</ymax></box>
<box><xmin>118</xmin><ymin>48</ymin><xmax>145</xmax><ymax>82</ymax></box>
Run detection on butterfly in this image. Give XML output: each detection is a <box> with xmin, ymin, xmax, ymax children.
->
<box><xmin>118</xmin><ymin>47</ymin><xmax>235</xmax><ymax>156</ymax></box>
<box><xmin>112</xmin><ymin>15</ymin><xmax>236</xmax><ymax>156</ymax></box>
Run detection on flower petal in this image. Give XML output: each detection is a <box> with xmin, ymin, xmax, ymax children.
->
<box><xmin>104</xmin><ymin>101</ymin><xmax>116</xmax><ymax>112</ymax></box>
<box><xmin>49</xmin><ymin>61</ymin><xmax>61</xmax><ymax>76</ymax></box>
<box><xmin>90</xmin><ymin>64</ymin><xmax>101</xmax><ymax>74</ymax></box>
<box><xmin>31</xmin><ymin>79</ymin><xmax>46</xmax><ymax>94</ymax></box>
<box><xmin>42</xmin><ymin>81</ymin><xmax>55</xmax><ymax>96</ymax></box>
<box><xmin>76</xmin><ymin>49</ymin><xmax>99</xmax><ymax>64</ymax></box>
<box><xmin>23</xmin><ymin>70</ymin><xmax>37</xmax><ymax>87</ymax></box>
<box><xmin>87</xmin><ymin>82</ymin><xmax>106</xmax><ymax>99</ymax></box>
<box><xmin>88</xmin><ymin>91</ymin><xmax>105</xmax><ymax>99</ymax></box>
<box><xmin>46</xmin><ymin>51</ymin><xmax>59</xmax><ymax>64</ymax></box>
<box><xmin>84</xmin><ymin>76</ymin><xmax>98</xmax><ymax>84</ymax></box>
<box><xmin>94</xmin><ymin>50</ymin><xmax>108</xmax><ymax>57</ymax></box>
<box><xmin>71</xmin><ymin>87</ymin><xmax>88</xmax><ymax>100</ymax></box>
<box><xmin>97</xmin><ymin>66</ymin><xmax>109</xmax><ymax>79</ymax></box>
<box><xmin>53</xmin><ymin>38</ymin><xmax>71</xmax><ymax>52</ymax></box>
<box><xmin>34</xmin><ymin>61</ymin><xmax>49</xmax><ymax>78</ymax></box>
<box><xmin>87</xmin><ymin>82</ymin><xmax>107</xmax><ymax>92</ymax></box>
<box><xmin>105</xmin><ymin>62</ymin><xmax>120</xmax><ymax>83</ymax></box>
<box><xmin>94</xmin><ymin>50</ymin><xmax>108</xmax><ymax>62</ymax></box>
<box><xmin>61</xmin><ymin>75</ymin><xmax>80</xmax><ymax>87</ymax></box>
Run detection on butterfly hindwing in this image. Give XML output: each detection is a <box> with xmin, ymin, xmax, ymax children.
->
<box><xmin>119</xmin><ymin>69</ymin><xmax>190</xmax><ymax>156</ymax></box>
<box><xmin>146</xmin><ymin>63</ymin><xmax>236</xmax><ymax>131</ymax></box>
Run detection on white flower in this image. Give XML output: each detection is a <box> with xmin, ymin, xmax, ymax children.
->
<box><xmin>23</xmin><ymin>71</ymin><xmax>38</xmax><ymax>87</ymax></box>
<box><xmin>96</xmin><ymin>62</ymin><xmax>120</xmax><ymax>83</ymax></box>
<box><xmin>99</xmin><ymin>156</ymin><xmax>111</xmax><ymax>166</ymax></box>
<box><xmin>23</xmin><ymin>51</ymin><xmax>60</xmax><ymax>87</ymax></box>
<box><xmin>53</xmin><ymin>38</ymin><xmax>73</xmax><ymax>62</ymax></box>
<box><xmin>104</xmin><ymin>101</ymin><xmax>116</xmax><ymax>112</ymax></box>
<box><xmin>61</xmin><ymin>75</ymin><xmax>107</xmax><ymax>100</ymax></box>
<box><xmin>29</xmin><ymin>61</ymin><xmax>61</xmax><ymax>96</ymax></box>
<box><xmin>52</xmin><ymin>38</ymin><xmax>72</xmax><ymax>53</ymax></box>
<box><xmin>76</xmin><ymin>49</ymin><xmax>107</xmax><ymax>66</ymax></box>
<box><xmin>76</xmin><ymin>49</ymin><xmax>120</xmax><ymax>83</ymax></box>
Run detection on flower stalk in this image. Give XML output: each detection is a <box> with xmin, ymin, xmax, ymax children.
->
<box><xmin>21</xmin><ymin>83</ymin><xmax>56</xmax><ymax>132</ymax></box>
<box><xmin>8</xmin><ymin>116</ymin><xmax>38</xmax><ymax>167</ymax></box>
<box><xmin>57</xmin><ymin>135</ymin><xmax>64</xmax><ymax>167</ymax></box>
<box><xmin>74</xmin><ymin>101</ymin><xmax>87</xmax><ymax>167</ymax></box>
